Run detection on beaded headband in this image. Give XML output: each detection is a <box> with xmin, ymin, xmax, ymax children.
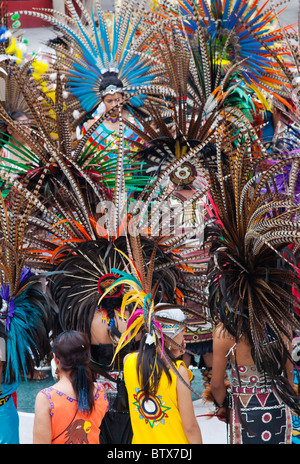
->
<box><xmin>100</xmin><ymin>84</ymin><xmax>124</xmax><ymax>98</ymax></box>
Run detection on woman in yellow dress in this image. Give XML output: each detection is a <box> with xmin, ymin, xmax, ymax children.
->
<box><xmin>124</xmin><ymin>307</ymin><xmax>202</xmax><ymax>444</ymax></box>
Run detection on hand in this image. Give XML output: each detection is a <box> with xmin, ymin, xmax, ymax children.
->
<box><xmin>215</xmin><ymin>406</ymin><xmax>228</xmax><ymax>423</ymax></box>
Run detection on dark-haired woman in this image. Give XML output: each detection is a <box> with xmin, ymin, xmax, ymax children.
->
<box><xmin>33</xmin><ymin>331</ymin><xmax>109</xmax><ymax>444</ymax></box>
<box><xmin>123</xmin><ymin>308</ymin><xmax>202</xmax><ymax>444</ymax></box>
<box><xmin>80</xmin><ymin>73</ymin><xmax>143</xmax><ymax>158</ymax></box>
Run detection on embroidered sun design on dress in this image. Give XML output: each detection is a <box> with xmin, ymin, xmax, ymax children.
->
<box><xmin>133</xmin><ymin>388</ymin><xmax>171</xmax><ymax>428</ymax></box>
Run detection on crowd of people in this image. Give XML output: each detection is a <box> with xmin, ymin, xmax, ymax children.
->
<box><xmin>1</xmin><ymin>0</ymin><xmax>300</xmax><ymax>445</ymax></box>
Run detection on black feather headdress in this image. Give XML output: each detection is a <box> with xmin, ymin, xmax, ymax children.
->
<box><xmin>204</xmin><ymin>127</ymin><xmax>300</xmax><ymax>413</ymax></box>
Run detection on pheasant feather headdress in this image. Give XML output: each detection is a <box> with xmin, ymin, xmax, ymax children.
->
<box><xmin>0</xmin><ymin>59</ymin><xmax>149</xmax><ymax>206</ymax></box>
<box><xmin>151</xmin><ymin>0</ymin><xmax>293</xmax><ymax>102</ymax></box>
<box><xmin>0</xmin><ymin>188</ymin><xmax>53</xmax><ymax>385</ymax></box>
<box><xmin>95</xmin><ymin>226</ymin><xmax>207</xmax><ymax>397</ymax></box>
<box><xmin>7</xmin><ymin>133</ymin><xmax>212</xmax><ymax>343</ymax></box>
<box><xmin>125</xmin><ymin>22</ymin><xmax>259</xmax><ymax>184</ymax></box>
<box><xmin>253</xmin><ymin>2</ymin><xmax>300</xmax><ymax>131</ymax></box>
<box><xmin>15</xmin><ymin>0</ymin><xmax>166</xmax><ymax>113</ymax></box>
<box><xmin>203</xmin><ymin>126</ymin><xmax>300</xmax><ymax>412</ymax></box>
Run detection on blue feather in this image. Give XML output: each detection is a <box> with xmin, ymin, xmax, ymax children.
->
<box><xmin>228</xmin><ymin>0</ymin><xmax>246</xmax><ymax>28</ymax></box>
<box><xmin>92</xmin><ymin>11</ymin><xmax>106</xmax><ymax>69</ymax></box>
<box><xmin>4</xmin><ymin>287</ymin><xmax>43</xmax><ymax>384</ymax></box>
<box><xmin>110</xmin><ymin>268</ymin><xmax>142</xmax><ymax>289</ymax></box>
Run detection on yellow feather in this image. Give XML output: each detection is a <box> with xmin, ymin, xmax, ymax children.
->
<box><xmin>111</xmin><ymin>316</ymin><xmax>144</xmax><ymax>364</ymax></box>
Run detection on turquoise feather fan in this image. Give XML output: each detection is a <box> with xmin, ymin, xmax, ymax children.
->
<box><xmin>15</xmin><ymin>0</ymin><xmax>162</xmax><ymax>113</ymax></box>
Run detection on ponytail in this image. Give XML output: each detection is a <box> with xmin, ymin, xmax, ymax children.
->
<box><xmin>137</xmin><ymin>333</ymin><xmax>172</xmax><ymax>400</ymax></box>
<box><xmin>71</xmin><ymin>364</ymin><xmax>93</xmax><ymax>414</ymax></box>
<box><xmin>53</xmin><ymin>330</ymin><xmax>95</xmax><ymax>414</ymax></box>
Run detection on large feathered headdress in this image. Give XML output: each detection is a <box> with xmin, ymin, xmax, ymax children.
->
<box><xmin>204</xmin><ymin>127</ymin><xmax>300</xmax><ymax>413</ymax></box>
<box><xmin>125</xmin><ymin>17</ymin><xmax>262</xmax><ymax>184</ymax></box>
<box><xmin>151</xmin><ymin>0</ymin><xmax>293</xmax><ymax>102</ymax></box>
<box><xmin>0</xmin><ymin>58</ymin><xmax>149</xmax><ymax>206</ymax></box>
<box><xmin>93</xmin><ymin>223</ymin><xmax>206</xmax><ymax>396</ymax></box>
<box><xmin>0</xmin><ymin>189</ymin><xmax>53</xmax><ymax>385</ymax></box>
<box><xmin>15</xmin><ymin>0</ymin><xmax>166</xmax><ymax>113</ymax></box>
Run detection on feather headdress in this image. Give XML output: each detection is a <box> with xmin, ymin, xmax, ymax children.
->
<box><xmin>125</xmin><ymin>18</ymin><xmax>262</xmax><ymax>184</ymax></box>
<box><xmin>14</xmin><ymin>0</ymin><xmax>166</xmax><ymax>113</ymax></box>
<box><xmin>203</xmin><ymin>126</ymin><xmax>300</xmax><ymax>413</ymax></box>
<box><xmin>0</xmin><ymin>188</ymin><xmax>53</xmax><ymax>385</ymax></box>
<box><xmin>96</xmin><ymin>227</ymin><xmax>207</xmax><ymax>397</ymax></box>
<box><xmin>151</xmin><ymin>0</ymin><xmax>293</xmax><ymax>102</ymax></box>
<box><xmin>0</xmin><ymin>60</ymin><xmax>149</xmax><ymax>204</ymax></box>
<box><xmin>254</xmin><ymin>2</ymin><xmax>300</xmax><ymax>132</ymax></box>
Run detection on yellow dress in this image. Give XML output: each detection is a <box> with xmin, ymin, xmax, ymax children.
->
<box><xmin>124</xmin><ymin>352</ymin><xmax>193</xmax><ymax>444</ymax></box>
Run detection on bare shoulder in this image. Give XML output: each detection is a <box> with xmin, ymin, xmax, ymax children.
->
<box><xmin>35</xmin><ymin>390</ymin><xmax>50</xmax><ymax>412</ymax></box>
<box><xmin>177</xmin><ymin>362</ymin><xmax>190</xmax><ymax>383</ymax></box>
<box><xmin>213</xmin><ymin>323</ymin><xmax>236</xmax><ymax>354</ymax></box>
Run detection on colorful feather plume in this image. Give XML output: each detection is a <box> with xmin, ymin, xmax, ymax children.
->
<box><xmin>0</xmin><ymin>190</ymin><xmax>53</xmax><ymax>384</ymax></box>
<box><xmin>0</xmin><ymin>61</ymin><xmax>149</xmax><ymax>208</ymax></box>
<box><xmin>96</xmin><ymin>230</ymin><xmax>207</xmax><ymax>397</ymax></box>
<box><xmin>151</xmin><ymin>0</ymin><xmax>294</xmax><ymax>101</ymax></box>
<box><xmin>125</xmin><ymin>19</ymin><xmax>261</xmax><ymax>182</ymax></box>
<box><xmin>14</xmin><ymin>0</ymin><xmax>166</xmax><ymax>113</ymax></box>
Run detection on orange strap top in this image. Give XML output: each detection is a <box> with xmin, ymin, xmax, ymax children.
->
<box><xmin>41</xmin><ymin>383</ymin><xmax>109</xmax><ymax>444</ymax></box>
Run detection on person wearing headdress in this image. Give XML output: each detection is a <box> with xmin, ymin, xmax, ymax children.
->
<box><xmin>33</xmin><ymin>330</ymin><xmax>109</xmax><ymax>444</ymax></box>
<box><xmin>80</xmin><ymin>72</ymin><xmax>144</xmax><ymax>160</ymax></box>
<box><xmin>123</xmin><ymin>305</ymin><xmax>202</xmax><ymax>444</ymax></box>
<box><xmin>48</xmin><ymin>238</ymin><xmax>135</xmax><ymax>402</ymax></box>
<box><xmin>23</xmin><ymin>1</ymin><xmax>163</xmax><ymax>159</ymax></box>
<box><xmin>47</xmin><ymin>228</ymin><xmax>188</xmax><ymax>401</ymax></box>
<box><xmin>0</xmin><ymin>192</ymin><xmax>53</xmax><ymax>443</ymax></box>
<box><xmin>0</xmin><ymin>53</ymin><xmax>121</xmax><ymax>204</ymax></box>
<box><xmin>102</xmin><ymin>253</ymin><xmax>203</xmax><ymax>445</ymax></box>
<box><xmin>201</xmin><ymin>127</ymin><xmax>300</xmax><ymax>444</ymax></box>
<box><xmin>103</xmin><ymin>280</ymin><xmax>202</xmax><ymax>444</ymax></box>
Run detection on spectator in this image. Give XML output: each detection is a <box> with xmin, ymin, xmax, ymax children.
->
<box><xmin>33</xmin><ymin>330</ymin><xmax>109</xmax><ymax>444</ymax></box>
<box><xmin>123</xmin><ymin>307</ymin><xmax>202</xmax><ymax>444</ymax></box>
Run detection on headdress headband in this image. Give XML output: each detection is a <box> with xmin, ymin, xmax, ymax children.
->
<box><xmin>100</xmin><ymin>85</ymin><xmax>124</xmax><ymax>98</ymax></box>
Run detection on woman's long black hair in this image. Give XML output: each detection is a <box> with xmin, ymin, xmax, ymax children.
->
<box><xmin>53</xmin><ymin>330</ymin><xmax>95</xmax><ymax>414</ymax></box>
<box><xmin>136</xmin><ymin>331</ymin><xmax>175</xmax><ymax>400</ymax></box>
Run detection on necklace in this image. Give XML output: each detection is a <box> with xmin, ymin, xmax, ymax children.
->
<box><xmin>106</xmin><ymin>115</ymin><xmax>119</xmax><ymax>124</ymax></box>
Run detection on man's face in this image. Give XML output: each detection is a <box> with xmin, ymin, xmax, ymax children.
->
<box><xmin>103</xmin><ymin>92</ymin><xmax>124</xmax><ymax>116</ymax></box>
